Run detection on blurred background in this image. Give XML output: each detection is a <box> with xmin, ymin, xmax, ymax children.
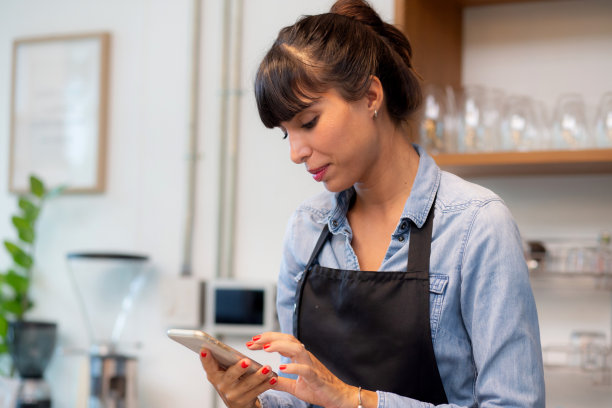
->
<box><xmin>0</xmin><ymin>0</ymin><xmax>611</xmax><ymax>407</ymax></box>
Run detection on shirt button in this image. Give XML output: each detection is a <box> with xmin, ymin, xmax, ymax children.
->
<box><xmin>398</xmin><ymin>236</ymin><xmax>405</xmax><ymax>242</ymax></box>
<box><xmin>293</xmin><ymin>303</ymin><xmax>297</xmax><ymax>312</ymax></box>
<box><xmin>400</xmin><ymin>221</ymin><xmax>408</xmax><ymax>230</ymax></box>
<box><xmin>332</xmin><ymin>220</ymin><xmax>339</xmax><ymax>227</ymax></box>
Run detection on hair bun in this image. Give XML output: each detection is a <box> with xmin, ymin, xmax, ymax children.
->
<box><xmin>330</xmin><ymin>0</ymin><xmax>384</xmax><ymax>31</ymax></box>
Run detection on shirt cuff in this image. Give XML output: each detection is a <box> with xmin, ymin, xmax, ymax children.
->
<box><xmin>377</xmin><ymin>391</ymin><xmax>431</xmax><ymax>408</ymax></box>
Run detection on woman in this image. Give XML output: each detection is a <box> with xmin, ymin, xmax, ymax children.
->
<box><xmin>200</xmin><ymin>1</ymin><xmax>545</xmax><ymax>407</ymax></box>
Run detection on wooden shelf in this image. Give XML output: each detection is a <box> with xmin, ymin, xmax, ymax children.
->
<box><xmin>432</xmin><ymin>149</ymin><xmax>612</xmax><ymax>177</ymax></box>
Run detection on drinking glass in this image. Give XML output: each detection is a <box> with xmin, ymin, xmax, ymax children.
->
<box><xmin>552</xmin><ymin>93</ymin><xmax>593</xmax><ymax>149</ymax></box>
<box><xmin>419</xmin><ymin>84</ymin><xmax>456</xmax><ymax>154</ymax></box>
<box><xmin>457</xmin><ymin>86</ymin><xmax>504</xmax><ymax>152</ymax></box>
<box><xmin>594</xmin><ymin>92</ymin><xmax>612</xmax><ymax>148</ymax></box>
<box><xmin>500</xmin><ymin>95</ymin><xmax>542</xmax><ymax>151</ymax></box>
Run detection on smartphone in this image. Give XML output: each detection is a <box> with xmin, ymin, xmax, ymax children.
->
<box><xmin>166</xmin><ymin>329</ymin><xmax>277</xmax><ymax>377</ymax></box>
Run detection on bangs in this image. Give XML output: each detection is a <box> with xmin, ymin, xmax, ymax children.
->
<box><xmin>255</xmin><ymin>43</ymin><xmax>325</xmax><ymax>129</ymax></box>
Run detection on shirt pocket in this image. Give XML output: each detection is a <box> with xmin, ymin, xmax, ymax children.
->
<box><xmin>429</xmin><ymin>274</ymin><xmax>449</xmax><ymax>343</ymax></box>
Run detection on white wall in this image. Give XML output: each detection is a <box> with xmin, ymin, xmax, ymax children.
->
<box><xmin>1</xmin><ymin>0</ymin><xmax>611</xmax><ymax>407</ymax></box>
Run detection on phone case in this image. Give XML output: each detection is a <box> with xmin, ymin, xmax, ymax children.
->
<box><xmin>166</xmin><ymin>329</ymin><xmax>276</xmax><ymax>377</ymax></box>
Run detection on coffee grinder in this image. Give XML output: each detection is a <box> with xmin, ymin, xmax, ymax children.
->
<box><xmin>66</xmin><ymin>253</ymin><xmax>148</xmax><ymax>408</ymax></box>
<box><xmin>7</xmin><ymin>321</ymin><xmax>57</xmax><ymax>408</ymax></box>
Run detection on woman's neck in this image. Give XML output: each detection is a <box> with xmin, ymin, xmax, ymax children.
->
<box><xmin>352</xmin><ymin>124</ymin><xmax>419</xmax><ymax>220</ymax></box>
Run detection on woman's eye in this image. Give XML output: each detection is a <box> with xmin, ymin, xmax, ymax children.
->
<box><xmin>301</xmin><ymin>116</ymin><xmax>319</xmax><ymax>130</ymax></box>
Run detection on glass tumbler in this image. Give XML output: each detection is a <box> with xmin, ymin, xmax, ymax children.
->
<box><xmin>500</xmin><ymin>95</ymin><xmax>541</xmax><ymax>151</ymax></box>
<box><xmin>419</xmin><ymin>84</ymin><xmax>449</xmax><ymax>154</ymax></box>
<box><xmin>457</xmin><ymin>86</ymin><xmax>504</xmax><ymax>152</ymax></box>
<box><xmin>552</xmin><ymin>93</ymin><xmax>593</xmax><ymax>149</ymax></box>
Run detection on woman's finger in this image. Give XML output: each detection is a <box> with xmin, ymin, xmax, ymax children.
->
<box><xmin>220</xmin><ymin>365</ymin><xmax>278</xmax><ymax>405</ymax></box>
<box><xmin>246</xmin><ymin>332</ymin><xmax>311</xmax><ymax>363</ymax></box>
<box><xmin>199</xmin><ymin>348</ymin><xmax>222</xmax><ymax>380</ymax></box>
<box><xmin>246</xmin><ymin>332</ymin><xmax>299</xmax><ymax>349</ymax></box>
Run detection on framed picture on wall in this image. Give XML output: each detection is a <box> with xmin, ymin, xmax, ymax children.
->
<box><xmin>8</xmin><ymin>32</ymin><xmax>110</xmax><ymax>193</ymax></box>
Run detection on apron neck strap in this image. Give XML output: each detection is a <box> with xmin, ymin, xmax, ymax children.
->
<box><xmin>406</xmin><ymin>200</ymin><xmax>436</xmax><ymax>273</ymax></box>
<box><xmin>305</xmin><ymin>224</ymin><xmax>332</xmax><ymax>271</ymax></box>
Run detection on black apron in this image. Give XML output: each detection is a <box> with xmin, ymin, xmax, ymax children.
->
<box><xmin>293</xmin><ymin>201</ymin><xmax>448</xmax><ymax>405</ymax></box>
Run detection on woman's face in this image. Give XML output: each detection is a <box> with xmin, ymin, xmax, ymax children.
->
<box><xmin>279</xmin><ymin>88</ymin><xmax>379</xmax><ymax>193</ymax></box>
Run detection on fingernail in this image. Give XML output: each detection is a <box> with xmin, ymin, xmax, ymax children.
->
<box><xmin>246</xmin><ymin>341</ymin><xmax>254</xmax><ymax>347</ymax></box>
<box><xmin>263</xmin><ymin>343</ymin><xmax>271</xmax><ymax>349</ymax></box>
<box><xmin>241</xmin><ymin>360</ymin><xmax>249</xmax><ymax>369</ymax></box>
<box><xmin>252</xmin><ymin>335</ymin><xmax>261</xmax><ymax>341</ymax></box>
<box><xmin>279</xmin><ymin>364</ymin><xmax>287</xmax><ymax>371</ymax></box>
<box><xmin>262</xmin><ymin>366</ymin><xmax>270</xmax><ymax>375</ymax></box>
<box><xmin>269</xmin><ymin>377</ymin><xmax>277</xmax><ymax>385</ymax></box>
<box><xmin>200</xmin><ymin>351</ymin><xmax>207</xmax><ymax>358</ymax></box>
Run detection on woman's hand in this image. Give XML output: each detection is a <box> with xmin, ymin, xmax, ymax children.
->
<box><xmin>199</xmin><ymin>348</ymin><xmax>277</xmax><ymax>408</ymax></box>
<box><xmin>247</xmin><ymin>332</ymin><xmax>364</xmax><ymax>408</ymax></box>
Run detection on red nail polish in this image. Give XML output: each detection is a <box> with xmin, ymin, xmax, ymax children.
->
<box><xmin>241</xmin><ymin>360</ymin><xmax>249</xmax><ymax>369</ymax></box>
<box><xmin>246</xmin><ymin>341</ymin><xmax>254</xmax><ymax>347</ymax></box>
<box><xmin>252</xmin><ymin>335</ymin><xmax>261</xmax><ymax>341</ymax></box>
<box><xmin>200</xmin><ymin>351</ymin><xmax>207</xmax><ymax>358</ymax></box>
<box><xmin>279</xmin><ymin>364</ymin><xmax>287</xmax><ymax>371</ymax></box>
<box><xmin>263</xmin><ymin>343</ymin><xmax>271</xmax><ymax>349</ymax></box>
<box><xmin>269</xmin><ymin>377</ymin><xmax>277</xmax><ymax>385</ymax></box>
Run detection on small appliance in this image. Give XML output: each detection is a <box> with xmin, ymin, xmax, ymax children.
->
<box><xmin>66</xmin><ymin>252</ymin><xmax>148</xmax><ymax>408</ymax></box>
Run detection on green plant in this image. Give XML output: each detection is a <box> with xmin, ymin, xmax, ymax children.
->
<box><xmin>0</xmin><ymin>175</ymin><xmax>64</xmax><ymax>362</ymax></box>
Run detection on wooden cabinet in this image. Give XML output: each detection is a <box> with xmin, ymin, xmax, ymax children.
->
<box><xmin>393</xmin><ymin>0</ymin><xmax>612</xmax><ymax>177</ymax></box>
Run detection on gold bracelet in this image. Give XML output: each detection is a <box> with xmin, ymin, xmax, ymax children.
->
<box><xmin>357</xmin><ymin>386</ymin><xmax>363</xmax><ymax>408</ymax></box>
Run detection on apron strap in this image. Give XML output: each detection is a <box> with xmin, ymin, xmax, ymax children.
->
<box><xmin>406</xmin><ymin>200</ymin><xmax>435</xmax><ymax>273</ymax></box>
<box><xmin>305</xmin><ymin>224</ymin><xmax>332</xmax><ymax>271</ymax></box>
<box><xmin>294</xmin><ymin>224</ymin><xmax>332</xmax><ymax>339</ymax></box>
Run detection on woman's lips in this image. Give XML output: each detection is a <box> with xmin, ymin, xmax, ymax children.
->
<box><xmin>308</xmin><ymin>165</ymin><xmax>328</xmax><ymax>182</ymax></box>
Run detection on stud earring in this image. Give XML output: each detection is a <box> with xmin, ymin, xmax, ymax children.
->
<box><xmin>374</xmin><ymin>110</ymin><xmax>378</xmax><ymax>119</ymax></box>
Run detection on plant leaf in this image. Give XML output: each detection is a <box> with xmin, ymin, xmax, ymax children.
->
<box><xmin>3</xmin><ymin>241</ymin><xmax>33</xmax><ymax>269</ymax></box>
<box><xmin>11</xmin><ymin>216</ymin><xmax>30</xmax><ymax>230</ymax></box>
<box><xmin>12</xmin><ymin>217</ymin><xmax>35</xmax><ymax>244</ymax></box>
<box><xmin>30</xmin><ymin>175</ymin><xmax>46</xmax><ymax>198</ymax></box>
<box><xmin>0</xmin><ymin>314</ymin><xmax>7</xmax><ymax>337</ymax></box>
<box><xmin>5</xmin><ymin>271</ymin><xmax>28</xmax><ymax>295</ymax></box>
<box><xmin>18</xmin><ymin>229</ymin><xmax>35</xmax><ymax>244</ymax></box>
<box><xmin>1</xmin><ymin>300</ymin><xmax>22</xmax><ymax>315</ymax></box>
<box><xmin>18</xmin><ymin>198</ymin><xmax>40</xmax><ymax>222</ymax></box>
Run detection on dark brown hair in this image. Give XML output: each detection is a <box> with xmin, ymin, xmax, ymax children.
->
<box><xmin>254</xmin><ymin>0</ymin><xmax>422</xmax><ymax>129</ymax></box>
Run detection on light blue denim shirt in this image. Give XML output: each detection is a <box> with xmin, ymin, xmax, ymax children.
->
<box><xmin>260</xmin><ymin>145</ymin><xmax>545</xmax><ymax>408</ymax></box>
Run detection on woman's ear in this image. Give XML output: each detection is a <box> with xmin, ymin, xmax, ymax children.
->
<box><xmin>366</xmin><ymin>75</ymin><xmax>384</xmax><ymax>117</ymax></box>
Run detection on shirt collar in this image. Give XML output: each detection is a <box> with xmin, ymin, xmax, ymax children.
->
<box><xmin>327</xmin><ymin>144</ymin><xmax>440</xmax><ymax>231</ymax></box>
<box><xmin>402</xmin><ymin>144</ymin><xmax>440</xmax><ymax>228</ymax></box>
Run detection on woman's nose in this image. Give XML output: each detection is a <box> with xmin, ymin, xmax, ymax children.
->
<box><xmin>289</xmin><ymin>132</ymin><xmax>312</xmax><ymax>164</ymax></box>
